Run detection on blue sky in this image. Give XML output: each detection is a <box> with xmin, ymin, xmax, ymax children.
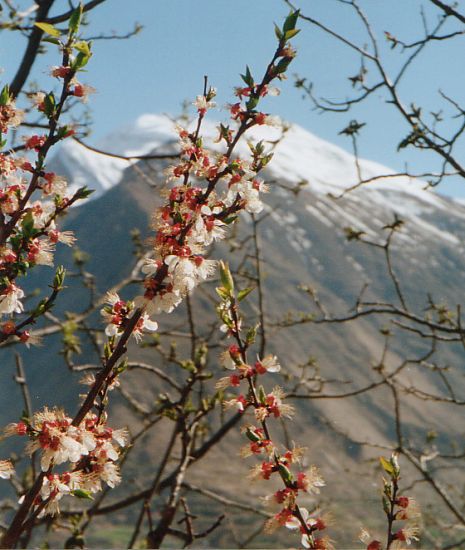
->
<box><xmin>2</xmin><ymin>0</ymin><xmax>465</xmax><ymax>197</ymax></box>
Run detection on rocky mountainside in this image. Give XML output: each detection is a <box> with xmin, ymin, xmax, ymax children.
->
<box><xmin>1</xmin><ymin>115</ymin><xmax>464</xmax><ymax>546</ymax></box>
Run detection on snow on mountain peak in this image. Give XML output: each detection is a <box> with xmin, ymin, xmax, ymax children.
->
<box><xmin>51</xmin><ymin>113</ymin><xmax>447</xmax><ymax>217</ymax></box>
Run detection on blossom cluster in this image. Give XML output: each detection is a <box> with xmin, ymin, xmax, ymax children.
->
<box><xmin>360</xmin><ymin>454</ymin><xmax>421</xmax><ymax>549</ymax></box>
<box><xmin>99</xmin><ymin>83</ymin><xmax>282</xmax><ymax>341</ymax></box>
<box><xmin>134</xmin><ymin>117</ymin><xmax>270</xmax><ymax>320</ymax></box>
<box><xmin>104</xmin><ymin>14</ymin><xmax>300</xmax><ymax>343</ymax></box>
<box><xmin>0</xmin><ymin>50</ymin><xmax>92</xmax><ymax>342</ymax></box>
<box><xmin>101</xmin><ymin>291</ymin><xmax>158</xmax><ymax>342</ymax></box>
<box><xmin>218</xmin><ymin>347</ymin><xmax>294</xmax><ymax>420</ymax></box>
<box><xmin>4</xmin><ymin>407</ymin><xmax>127</xmax><ymax>516</ymax></box>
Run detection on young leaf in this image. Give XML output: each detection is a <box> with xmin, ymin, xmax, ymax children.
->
<box><xmin>72</xmin><ymin>50</ymin><xmax>91</xmax><ymax>70</ymax></box>
<box><xmin>74</xmin><ymin>186</ymin><xmax>95</xmax><ymax>200</ymax></box>
<box><xmin>284</xmin><ymin>28</ymin><xmax>300</xmax><ymax>40</ymax></box>
<box><xmin>245</xmin><ymin>427</ymin><xmax>261</xmax><ymax>443</ymax></box>
<box><xmin>379</xmin><ymin>456</ymin><xmax>394</xmax><ymax>476</ymax></box>
<box><xmin>69</xmin><ymin>4</ymin><xmax>83</xmax><ymax>35</ymax></box>
<box><xmin>219</xmin><ymin>261</ymin><xmax>234</xmax><ymax>294</ymax></box>
<box><xmin>35</xmin><ymin>22</ymin><xmax>61</xmax><ymax>37</ymax></box>
<box><xmin>275</xmin><ymin>57</ymin><xmax>292</xmax><ymax>74</ymax></box>
<box><xmin>73</xmin><ymin>41</ymin><xmax>91</xmax><ymax>56</ymax></box>
<box><xmin>21</xmin><ymin>212</ymin><xmax>35</xmax><ymax>239</ymax></box>
<box><xmin>278</xmin><ymin>463</ymin><xmax>293</xmax><ymax>484</ymax></box>
<box><xmin>245</xmin><ymin>324</ymin><xmax>258</xmax><ymax>345</ymax></box>
<box><xmin>238</xmin><ymin>287</ymin><xmax>254</xmax><ymax>302</ymax></box>
<box><xmin>274</xmin><ymin>23</ymin><xmax>283</xmax><ymax>40</ymax></box>
<box><xmin>42</xmin><ymin>36</ymin><xmax>61</xmax><ymax>45</ymax></box>
<box><xmin>53</xmin><ymin>266</ymin><xmax>66</xmax><ymax>290</ymax></box>
<box><xmin>282</xmin><ymin>10</ymin><xmax>300</xmax><ymax>33</ymax></box>
<box><xmin>223</xmin><ymin>215</ymin><xmax>238</xmax><ymax>225</ymax></box>
<box><xmin>33</xmin><ymin>299</ymin><xmax>48</xmax><ymax>318</ymax></box>
<box><xmin>215</xmin><ymin>286</ymin><xmax>230</xmax><ymax>301</ymax></box>
<box><xmin>43</xmin><ymin>92</ymin><xmax>56</xmax><ymax>118</ymax></box>
<box><xmin>0</xmin><ymin>84</ymin><xmax>9</xmax><ymax>106</ymax></box>
<box><xmin>246</xmin><ymin>96</ymin><xmax>259</xmax><ymax>111</ymax></box>
<box><xmin>240</xmin><ymin>65</ymin><xmax>254</xmax><ymax>87</ymax></box>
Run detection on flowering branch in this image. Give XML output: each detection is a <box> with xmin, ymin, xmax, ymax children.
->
<box><xmin>1</xmin><ymin>8</ymin><xmax>301</xmax><ymax>548</ymax></box>
<box><xmin>215</xmin><ymin>261</ymin><xmax>330</xmax><ymax>549</ymax></box>
<box><xmin>360</xmin><ymin>453</ymin><xmax>421</xmax><ymax>550</ymax></box>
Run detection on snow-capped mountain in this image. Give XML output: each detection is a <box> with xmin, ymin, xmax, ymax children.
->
<box><xmin>49</xmin><ymin>113</ymin><xmax>465</xmax><ymax>274</ymax></box>
<box><xmin>51</xmin><ymin>112</ymin><xmax>444</xmax><ymax>206</ymax></box>
<box><xmin>51</xmin><ymin>113</ymin><xmax>465</xmax><ymax>254</ymax></box>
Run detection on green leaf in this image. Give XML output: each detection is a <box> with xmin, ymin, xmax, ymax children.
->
<box><xmin>382</xmin><ymin>495</ymin><xmax>390</xmax><ymax>514</ymax></box>
<box><xmin>379</xmin><ymin>456</ymin><xmax>394</xmax><ymax>476</ymax></box>
<box><xmin>283</xmin><ymin>10</ymin><xmax>299</xmax><ymax>33</ymax></box>
<box><xmin>240</xmin><ymin>65</ymin><xmax>254</xmax><ymax>87</ymax></box>
<box><xmin>43</xmin><ymin>92</ymin><xmax>56</xmax><ymax>118</ymax></box>
<box><xmin>258</xmin><ymin>385</ymin><xmax>266</xmax><ymax>404</ymax></box>
<box><xmin>74</xmin><ymin>186</ymin><xmax>95</xmax><ymax>199</ymax></box>
<box><xmin>219</xmin><ymin>261</ymin><xmax>234</xmax><ymax>294</ymax></box>
<box><xmin>274</xmin><ymin>23</ymin><xmax>283</xmax><ymax>40</ymax></box>
<box><xmin>222</xmin><ymin>215</ymin><xmax>238</xmax><ymax>225</ymax></box>
<box><xmin>245</xmin><ymin>427</ymin><xmax>261</xmax><ymax>443</ymax></box>
<box><xmin>275</xmin><ymin>57</ymin><xmax>292</xmax><ymax>74</ymax></box>
<box><xmin>246</xmin><ymin>96</ymin><xmax>259</xmax><ymax>111</ymax></box>
<box><xmin>245</xmin><ymin>324</ymin><xmax>258</xmax><ymax>345</ymax></box>
<box><xmin>56</xmin><ymin>125</ymin><xmax>72</xmax><ymax>140</ymax></box>
<box><xmin>21</xmin><ymin>212</ymin><xmax>35</xmax><ymax>239</ymax></box>
<box><xmin>103</xmin><ymin>342</ymin><xmax>112</xmax><ymax>359</ymax></box>
<box><xmin>42</xmin><ymin>36</ymin><xmax>60</xmax><ymax>45</ymax></box>
<box><xmin>238</xmin><ymin>287</ymin><xmax>254</xmax><ymax>302</ymax></box>
<box><xmin>215</xmin><ymin>286</ymin><xmax>230</xmax><ymax>301</ymax></box>
<box><xmin>69</xmin><ymin>4</ymin><xmax>83</xmax><ymax>35</ymax></box>
<box><xmin>278</xmin><ymin>463</ymin><xmax>293</xmax><ymax>484</ymax></box>
<box><xmin>71</xmin><ymin>489</ymin><xmax>94</xmax><ymax>500</ymax></box>
<box><xmin>284</xmin><ymin>28</ymin><xmax>300</xmax><ymax>40</ymax></box>
<box><xmin>53</xmin><ymin>265</ymin><xmax>66</xmax><ymax>290</ymax></box>
<box><xmin>0</xmin><ymin>84</ymin><xmax>9</xmax><ymax>106</ymax></box>
<box><xmin>72</xmin><ymin>50</ymin><xmax>91</xmax><ymax>70</ymax></box>
<box><xmin>33</xmin><ymin>299</ymin><xmax>48</xmax><ymax>318</ymax></box>
<box><xmin>35</xmin><ymin>22</ymin><xmax>61</xmax><ymax>37</ymax></box>
<box><xmin>73</xmin><ymin>41</ymin><xmax>91</xmax><ymax>56</ymax></box>
<box><xmin>115</xmin><ymin>358</ymin><xmax>128</xmax><ymax>375</ymax></box>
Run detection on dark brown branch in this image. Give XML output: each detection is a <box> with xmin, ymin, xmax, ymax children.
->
<box><xmin>46</xmin><ymin>0</ymin><xmax>107</xmax><ymax>24</ymax></box>
<box><xmin>72</xmin><ymin>136</ymin><xmax>180</xmax><ymax>161</ymax></box>
<box><xmin>9</xmin><ymin>0</ymin><xmax>55</xmax><ymax>98</ymax></box>
<box><xmin>429</xmin><ymin>0</ymin><xmax>465</xmax><ymax>24</ymax></box>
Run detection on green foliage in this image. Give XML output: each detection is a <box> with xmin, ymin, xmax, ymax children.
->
<box><xmin>0</xmin><ymin>84</ymin><xmax>9</xmax><ymax>105</ymax></box>
<box><xmin>34</xmin><ymin>22</ymin><xmax>61</xmax><ymax>37</ymax></box>
<box><xmin>240</xmin><ymin>65</ymin><xmax>254</xmax><ymax>87</ymax></box>
<box><xmin>69</xmin><ymin>4</ymin><xmax>83</xmax><ymax>36</ymax></box>
<box><xmin>43</xmin><ymin>92</ymin><xmax>56</xmax><ymax>118</ymax></box>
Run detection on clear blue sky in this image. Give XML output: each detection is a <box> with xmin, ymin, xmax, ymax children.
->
<box><xmin>2</xmin><ymin>0</ymin><xmax>465</xmax><ymax>196</ymax></box>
